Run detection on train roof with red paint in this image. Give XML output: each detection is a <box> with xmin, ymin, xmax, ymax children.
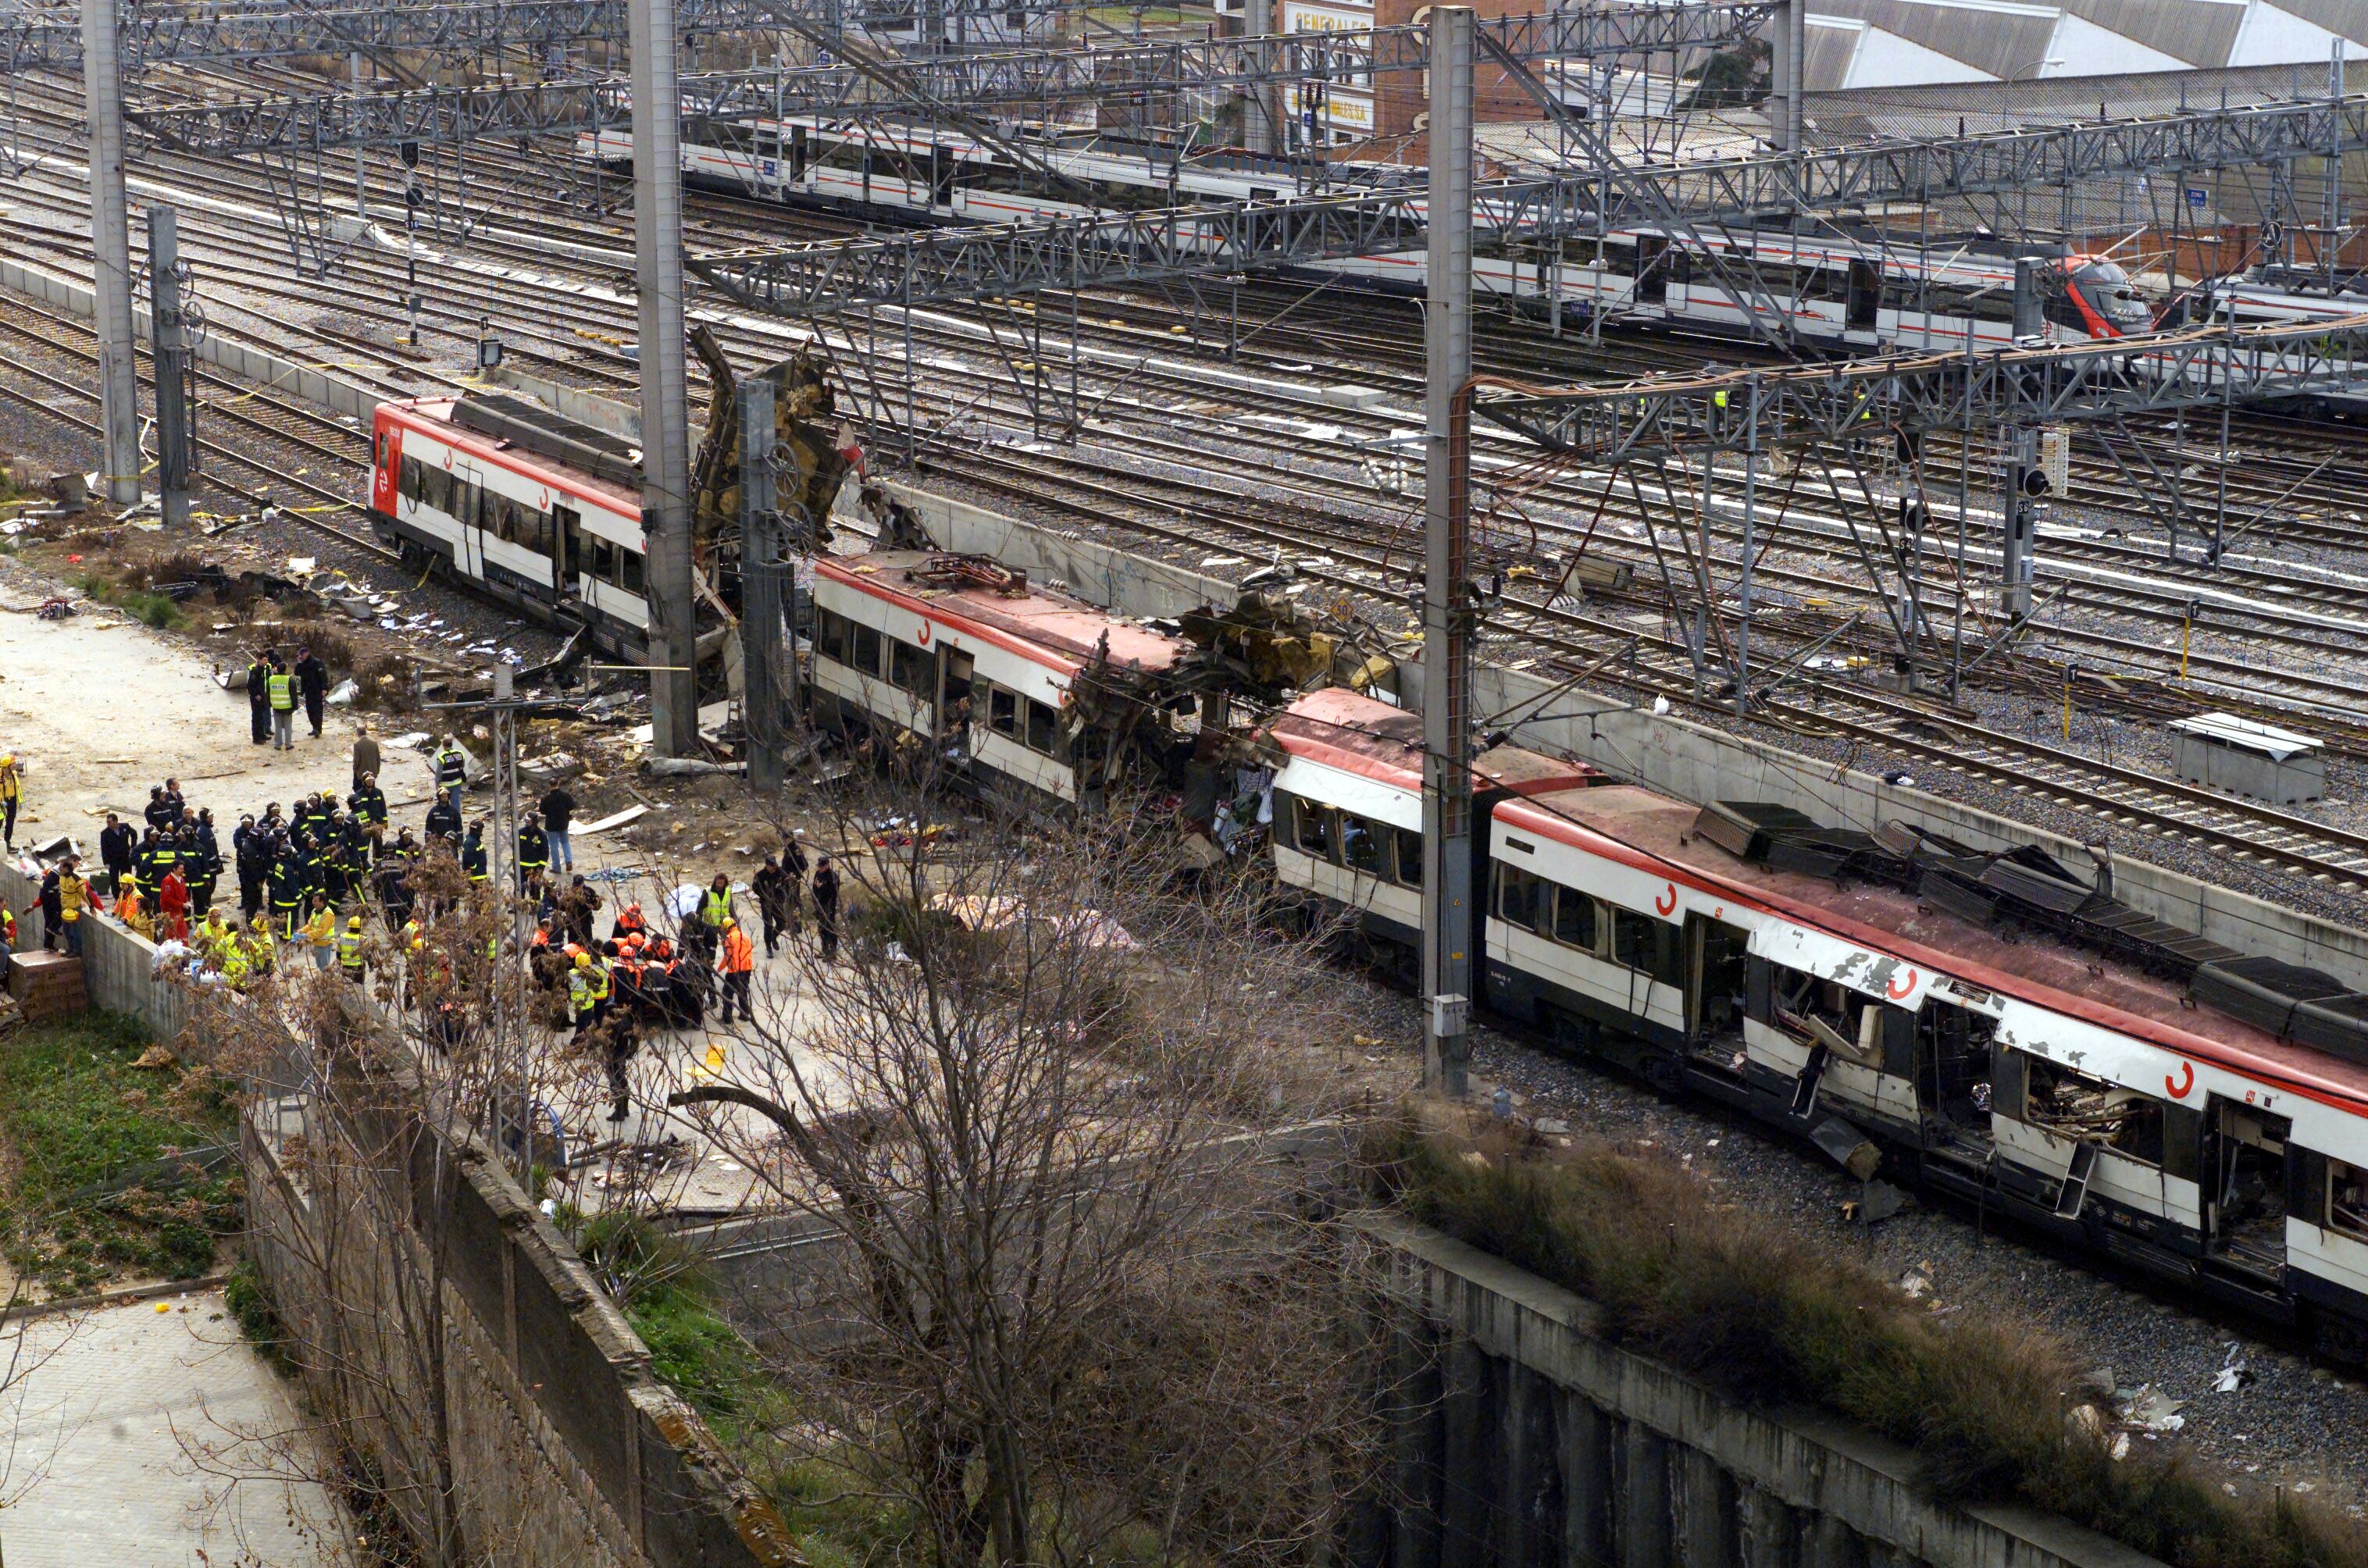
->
<box><xmin>376</xmin><ymin>396</ymin><xmax>645</xmax><ymax>515</ymax></box>
<box><xmin>817</xmin><ymin>550</ymin><xmax>1181</xmax><ymax>675</ymax></box>
<box><xmin>1267</xmin><ymin>687</ymin><xmax>1603</xmax><ymax>796</ymax></box>
<box><xmin>1496</xmin><ymin>782</ymin><xmax>2368</xmax><ymax>1114</ymax></box>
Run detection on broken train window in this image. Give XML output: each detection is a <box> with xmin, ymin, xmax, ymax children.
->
<box><xmin>2023</xmin><ymin>1057</ymin><xmax>2167</xmax><ymax>1167</ymax></box>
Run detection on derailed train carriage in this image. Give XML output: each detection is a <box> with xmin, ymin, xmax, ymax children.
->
<box><xmin>1269</xmin><ymin>686</ymin><xmax>2368</xmax><ymax>1360</ymax></box>
<box><xmin>807</xmin><ymin>548</ymin><xmax>1196</xmax><ymax>807</ymax></box>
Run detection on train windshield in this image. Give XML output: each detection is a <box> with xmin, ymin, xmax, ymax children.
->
<box><xmin>2071</xmin><ymin>260</ymin><xmax>2153</xmax><ymax>330</ymax></box>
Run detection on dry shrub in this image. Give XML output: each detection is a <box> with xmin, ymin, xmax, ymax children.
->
<box><xmin>1370</xmin><ymin>1110</ymin><xmax>2368</xmax><ymax>1568</ymax></box>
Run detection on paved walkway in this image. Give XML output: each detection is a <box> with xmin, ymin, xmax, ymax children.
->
<box><xmin>0</xmin><ymin>1287</ymin><xmax>351</xmax><ymax>1566</ymax></box>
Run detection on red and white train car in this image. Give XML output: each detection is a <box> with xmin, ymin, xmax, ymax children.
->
<box><xmin>1266</xmin><ymin>686</ymin><xmax>2368</xmax><ymax>1356</ymax></box>
<box><xmin>809</xmin><ymin>548</ymin><xmax>1184</xmax><ymax>804</ymax></box>
<box><xmin>368</xmin><ymin>394</ymin><xmax>651</xmax><ymax>647</ymax></box>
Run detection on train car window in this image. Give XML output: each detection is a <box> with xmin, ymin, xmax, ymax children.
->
<box><xmin>1026</xmin><ymin>699</ymin><xmax>1057</xmax><ymax>754</ymax></box>
<box><xmin>852</xmin><ymin>624</ymin><xmax>883</xmax><ymax>677</ymax></box>
<box><xmin>1611</xmin><ymin>908</ymin><xmax>1682</xmax><ymax>985</ymax></box>
<box><xmin>2330</xmin><ymin>1160</ymin><xmax>2368</xmax><ymax>1240</ymax></box>
<box><xmin>989</xmin><ymin>685</ymin><xmax>1018</xmax><ymax>735</ymax></box>
<box><xmin>1342</xmin><ymin>814</ymin><xmax>1384</xmax><ymax>875</ymax></box>
<box><xmin>890</xmin><ymin>638</ymin><xmax>932</xmax><ymax>696</ymax></box>
<box><xmin>591</xmin><ymin>536</ymin><xmax>619</xmax><ymax>584</ymax></box>
<box><xmin>814</xmin><ymin>608</ymin><xmax>850</xmax><ymax>666</ymax></box>
<box><xmin>1552</xmin><ymin>886</ymin><xmax>1597</xmax><ymax>950</ymax></box>
<box><xmin>618</xmin><ymin>547</ymin><xmax>644</xmax><ymax>595</ymax></box>
<box><xmin>1497</xmin><ymin>865</ymin><xmax>1540</xmax><ymax>932</ymax></box>
<box><xmin>1393</xmin><ymin>827</ymin><xmax>1423</xmax><ymax>887</ymax></box>
<box><xmin>1291</xmin><ymin>796</ymin><xmax>1332</xmax><ymax>860</ymax></box>
<box><xmin>398</xmin><ymin>455</ymin><xmax>423</xmax><ymax>504</ymax></box>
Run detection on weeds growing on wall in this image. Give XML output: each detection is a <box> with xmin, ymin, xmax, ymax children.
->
<box><xmin>1370</xmin><ymin>1110</ymin><xmax>2368</xmax><ymax>1568</ymax></box>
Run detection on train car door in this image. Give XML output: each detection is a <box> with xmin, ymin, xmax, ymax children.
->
<box><xmin>1846</xmin><ymin>259</ymin><xmax>1881</xmax><ymax>331</ymax></box>
<box><xmin>1682</xmin><ymin>914</ymin><xmax>1749</xmax><ymax>1071</ymax></box>
<box><xmin>449</xmin><ymin>462</ymin><xmax>487</xmax><ymax>577</ymax></box>
<box><xmin>370</xmin><ymin>423</ymin><xmax>401</xmax><ymax>516</ymax></box>
<box><xmin>929</xmin><ymin>148</ymin><xmax>955</xmax><ymax>209</ymax></box>
<box><xmin>550</xmin><ymin>506</ymin><xmax>581</xmax><ymax>601</ymax></box>
<box><xmin>938</xmin><ymin>645</ymin><xmax>975</xmax><ymax>760</ymax></box>
<box><xmin>1633</xmin><ymin>237</ymin><xmax>1670</xmax><ymax>305</ymax></box>
<box><xmin>2203</xmin><ymin>1097</ymin><xmax>2292</xmax><ymax>1284</ymax></box>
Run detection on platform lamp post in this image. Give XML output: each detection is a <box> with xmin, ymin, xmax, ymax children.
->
<box><xmin>1421</xmin><ymin>3</ymin><xmax>1475</xmax><ymax>1099</ymax></box>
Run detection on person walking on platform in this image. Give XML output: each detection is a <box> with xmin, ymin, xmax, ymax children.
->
<box><xmin>433</xmin><ymin>736</ymin><xmax>467</xmax><ymax>817</ymax></box>
<box><xmin>718</xmin><ymin>918</ymin><xmax>755</xmax><ymax>1025</ymax></box>
<box><xmin>751</xmin><ymin>853</ymin><xmax>797</xmax><ymax>957</ymax></box>
<box><xmin>338</xmin><ymin>915</ymin><xmax>367</xmax><ymax>985</ymax></box>
<box><xmin>295</xmin><ymin>646</ymin><xmax>329</xmax><ymax>739</ymax></box>
<box><xmin>266</xmin><ymin>657</ymin><xmax>297</xmax><ymax>750</ymax></box>
<box><xmin>98</xmin><ymin>812</ymin><xmax>134</xmax><ymax>897</ymax></box>
<box><xmin>351</xmin><ymin>724</ymin><xmax>380</xmax><ymax>793</ymax></box>
<box><xmin>247</xmin><ymin>650</ymin><xmax>273</xmax><ymax>746</ymax></box>
<box><xmin>811</xmin><ymin>856</ymin><xmax>840</xmax><ymax>964</ymax></box>
<box><xmin>538</xmin><ymin>783</ymin><xmax>576</xmax><ymax>874</ymax></box>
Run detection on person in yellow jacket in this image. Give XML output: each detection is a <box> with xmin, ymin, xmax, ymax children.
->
<box><xmin>338</xmin><ymin>915</ymin><xmax>367</xmax><ymax>985</ymax></box>
<box><xmin>0</xmin><ymin>752</ymin><xmax>22</xmax><ymax>850</ymax></box>
<box><xmin>266</xmin><ymin>659</ymin><xmax>297</xmax><ymax>751</ymax></box>
<box><xmin>55</xmin><ymin>859</ymin><xmax>91</xmax><ymax>957</ymax></box>
<box><xmin>301</xmin><ymin>894</ymin><xmax>337</xmax><ymax>972</ymax></box>
<box><xmin>241</xmin><ymin>915</ymin><xmax>277</xmax><ymax>985</ymax></box>
<box><xmin>194</xmin><ymin>908</ymin><xmax>234</xmax><ymax>968</ymax></box>
<box><xmin>112</xmin><ymin>881</ymin><xmax>152</xmax><ymax>941</ymax></box>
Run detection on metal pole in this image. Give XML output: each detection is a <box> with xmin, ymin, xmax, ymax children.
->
<box><xmin>740</xmin><ymin>379</ymin><xmax>785</xmax><ymax>793</ymax></box>
<box><xmin>81</xmin><ymin>0</ymin><xmax>140</xmax><ymax>508</ymax></box>
<box><xmin>1771</xmin><ymin>0</ymin><xmax>1804</xmax><ymax>152</ymax></box>
<box><xmin>1244</xmin><ymin>0</ymin><xmax>1277</xmax><ymax>159</ymax></box>
<box><xmin>1421</xmin><ymin>5</ymin><xmax>1474</xmax><ymax>1101</ymax></box>
<box><xmin>148</xmin><ymin>207</ymin><xmax>192</xmax><ymax>531</ymax></box>
<box><xmin>633</xmin><ymin>0</ymin><xmax>701</xmax><ymax>755</ymax></box>
<box><xmin>351</xmin><ymin>52</ymin><xmax>368</xmax><ymax>217</ymax></box>
<box><xmin>1734</xmin><ymin>376</ymin><xmax>1758</xmax><ymax>715</ymax></box>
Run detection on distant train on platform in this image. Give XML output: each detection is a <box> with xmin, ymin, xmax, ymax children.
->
<box><xmin>580</xmin><ymin>117</ymin><xmax>2166</xmax><ymax>349</ymax></box>
<box><xmin>1264</xmin><ymin>684</ymin><xmax>2368</xmax><ymax>1362</ymax></box>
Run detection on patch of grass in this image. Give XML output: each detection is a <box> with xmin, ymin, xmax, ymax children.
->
<box><xmin>72</xmin><ymin>571</ymin><xmax>183</xmax><ymax>631</ymax></box>
<box><xmin>1373</xmin><ymin>1112</ymin><xmax>2368</xmax><ymax>1568</ymax></box>
<box><xmin>0</xmin><ymin>1010</ymin><xmax>241</xmax><ymax>1295</ymax></box>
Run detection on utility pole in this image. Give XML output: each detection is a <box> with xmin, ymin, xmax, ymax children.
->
<box><xmin>400</xmin><ymin>140</ymin><xmax>422</xmax><ymax>344</ymax></box>
<box><xmin>1770</xmin><ymin>0</ymin><xmax>1805</xmax><ymax>151</ymax></box>
<box><xmin>2002</xmin><ymin>258</ymin><xmax>2043</xmax><ymax>621</ymax></box>
<box><xmin>1243</xmin><ymin>0</ymin><xmax>1278</xmax><ymax>159</ymax></box>
<box><xmin>632</xmin><ymin>0</ymin><xmax>701</xmax><ymax>755</ymax></box>
<box><xmin>351</xmin><ymin>52</ymin><xmax>368</xmax><ymax>217</ymax></box>
<box><xmin>1421</xmin><ymin>5</ymin><xmax>1474</xmax><ymax>1100</ymax></box>
<box><xmin>147</xmin><ymin>206</ymin><xmax>195</xmax><ymax>530</ymax></box>
<box><xmin>81</xmin><ymin>0</ymin><xmax>140</xmax><ymax>508</ymax></box>
<box><xmin>740</xmin><ymin>378</ymin><xmax>786</xmax><ymax>793</ymax></box>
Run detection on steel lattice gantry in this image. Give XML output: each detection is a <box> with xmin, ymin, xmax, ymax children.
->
<box><xmin>116</xmin><ymin>1</ymin><xmax>1778</xmax><ymax>152</ymax></box>
<box><xmin>1472</xmin><ymin>314</ymin><xmax>2368</xmax><ymax>455</ymax></box>
<box><xmin>0</xmin><ymin>0</ymin><xmax>1100</xmax><ymax>72</ymax></box>
<box><xmin>129</xmin><ymin>78</ymin><xmax>619</xmax><ymax>154</ymax></box>
<box><xmin>683</xmin><ymin>93</ymin><xmax>2368</xmax><ymax>319</ymax></box>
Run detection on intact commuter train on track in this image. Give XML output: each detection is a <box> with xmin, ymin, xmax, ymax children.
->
<box><xmin>582</xmin><ymin>117</ymin><xmax>2159</xmax><ymax>350</ymax></box>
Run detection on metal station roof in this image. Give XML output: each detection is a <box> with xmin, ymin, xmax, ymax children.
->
<box><xmin>2167</xmin><ymin>711</ymin><xmax>2325</xmax><ymax>759</ymax></box>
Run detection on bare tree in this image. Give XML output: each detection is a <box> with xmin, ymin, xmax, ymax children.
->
<box><xmin>194</xmin><ymin>849</ymin><xmax>596</xmax><ymax>1566</ymax></box>
<box><xmin>670</xmin><ymin>761</ymin><xmax>1392</xmax><ymax>1566</ymax></box>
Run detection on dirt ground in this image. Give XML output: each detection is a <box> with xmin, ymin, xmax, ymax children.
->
<box><xmin>0</xmin><ymin>560</ymin><xmax>437</xmax><ymax>842</ymax></box>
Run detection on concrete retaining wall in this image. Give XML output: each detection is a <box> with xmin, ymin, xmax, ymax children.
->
<box><xmin>1363</xmin><ymin>1215</ymin><xmax>2164</xmax><ymax>1568</ymax></box>
<box><xmin>0</xmin><ymin>862</ymin><xmax>191</xmax><ymax>1041</ymax></box>
<box><xmin>0</xmin><ymin>879</ymin><xmax>794</xmax><ymax>1566</ymax></box>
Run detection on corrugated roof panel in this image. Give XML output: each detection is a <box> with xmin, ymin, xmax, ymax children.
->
<box><xmin>2057</xmin><ymin>0</ymin><xmax>2247</xmax><ymax>64</ymax></box>
<box><xmin>2237</xmin><ymin>0</ymin><xmax>2368</xmax><ymax>50</ymax></box>
<box><xmin>1803</xmin><ymin>0</ymin><xmax>2063</xmax><ymax>78</ymax></box>
<box><xmin>1803</xmin><ymin>16</ymin><xmax>1867</xmax><ymax>90</ymax></box>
